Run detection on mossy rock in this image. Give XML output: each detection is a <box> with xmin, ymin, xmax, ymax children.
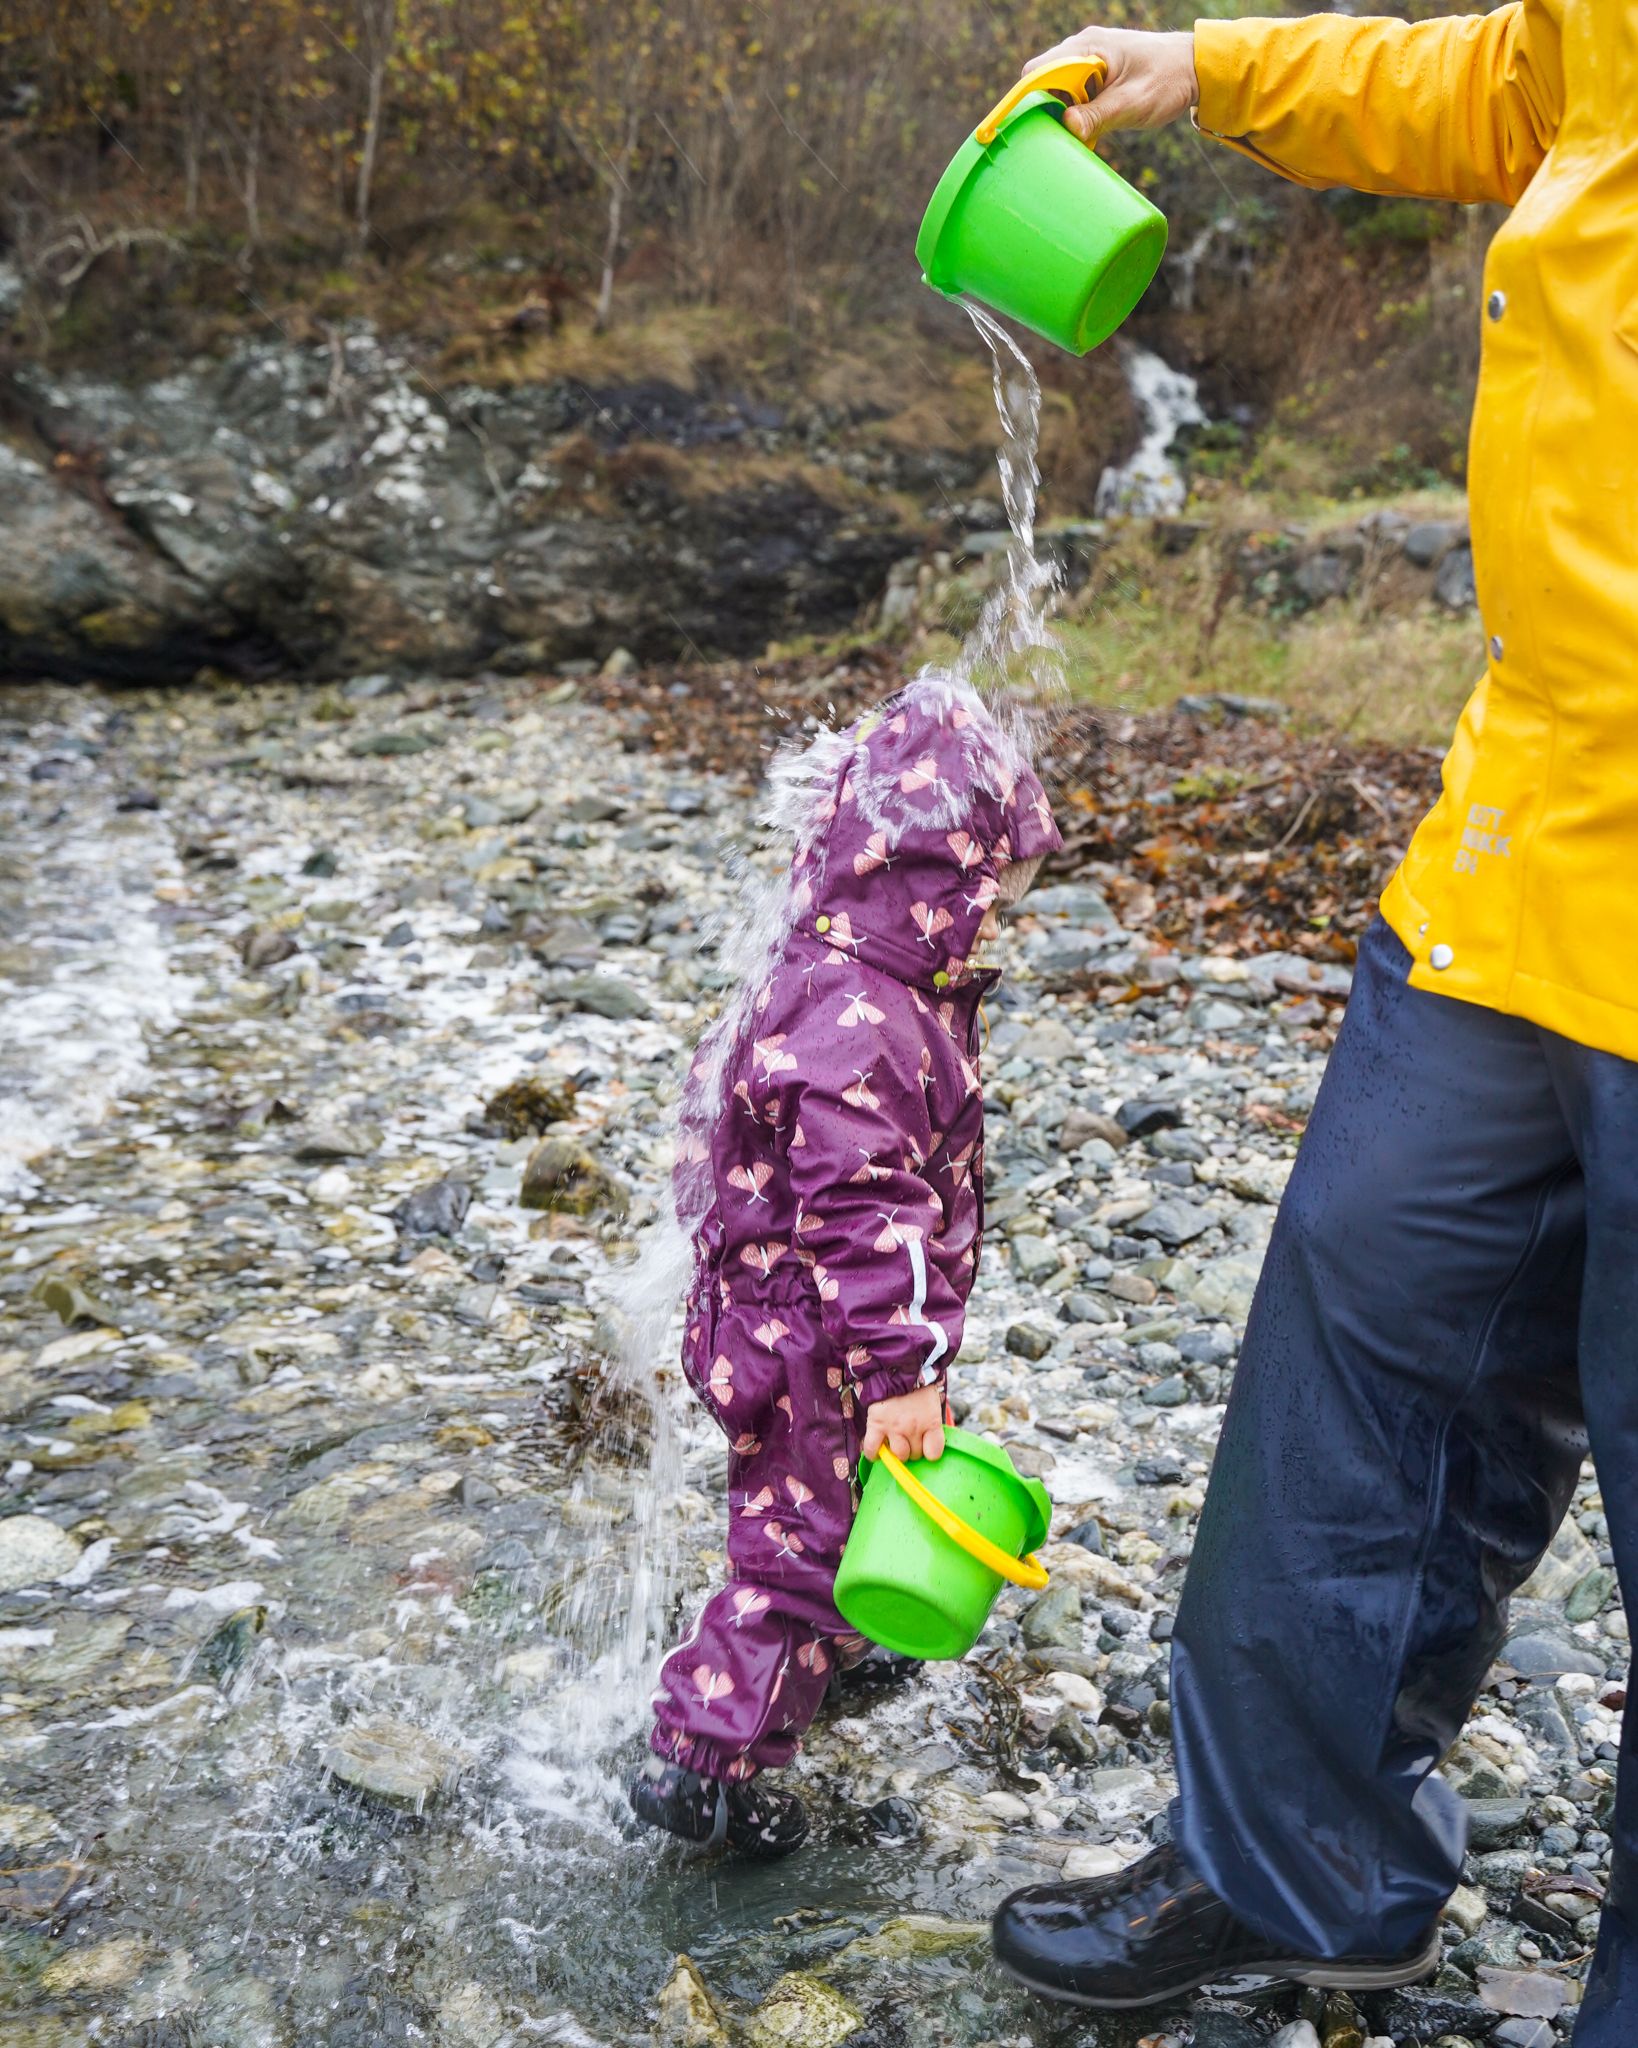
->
<box><xmin>31</xmin><ymin>1275</ymin><xmax>121</xmax><ymax>1330</ymax></box>
<box><xmin>747</xmin><ymin>1973</ymin><xmax>861</xmax><ymax>2048</ymax></box>
<box><xmin>481</xmin><ymin>1076</ymin><xmax>577</xmax><ymax>1138</ymax></box>
<box><xmin>655</xmin><ymin>1954</ymin><xmax>730</xmax><ymax>2048</ymax></box>
<box><xmin>519</xmin><ymin>1137</ymin><xmax>628</xmax><ymax>1218</ymax></box>
<box><xmin>831</xmin><ymin>1914</ymin><xmax>989</xmax><ymax>1967</ymax></box>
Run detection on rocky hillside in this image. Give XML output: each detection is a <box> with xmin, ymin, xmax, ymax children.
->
<box><xmin>1</xmin><ymin>329</ymin><xmax>955</xmax><ymax>683</ymax></box>
<box><xmin>1</xmin><ymin>311</ymin><xmax>1482</xmax><ymax>696</ymax></box>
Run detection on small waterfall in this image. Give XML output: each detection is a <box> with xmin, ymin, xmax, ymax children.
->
<box><xmin>1095</xmin><ymin>344</ymin><xmax>1207</xmax><ymax>518</ymax></box>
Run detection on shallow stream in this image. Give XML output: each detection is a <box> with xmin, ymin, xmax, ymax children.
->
<box><xmin>2</xmin><ymin>681</ymin><xmax>1120</xmax><ymax>2047</ymax></box>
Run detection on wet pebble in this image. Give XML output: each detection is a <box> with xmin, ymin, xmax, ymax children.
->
<box><xmin>0</xmin><ymin>1515</ymin><xmax>82</xmax><ymax>1592</ymax></box>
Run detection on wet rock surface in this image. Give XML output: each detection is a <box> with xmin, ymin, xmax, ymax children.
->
<box><xmin>0</xmin><ymin>676</ymin><xmax>1617</xmax><ymax>2045</ymax></box>
<box><xmin>1</xmin><ymin>334</ymin><xmax>928</xmax><ymax>683</ymax></box>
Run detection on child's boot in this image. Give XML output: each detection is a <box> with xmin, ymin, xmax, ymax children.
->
<box><xmin>834</xmin><ymin>1645</ymin><xmax>923</xmax><ymax>1698</ymax></box>
<box><xmin>629</xmin><ymin>1759</ymin><xmax>809</xmax><ymax>1859</ymax></box>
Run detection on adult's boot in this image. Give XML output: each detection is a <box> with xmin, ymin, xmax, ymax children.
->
<box><xmin>991</xmin><ymin>1843</ymin><xmax>1440</xmax><ymax>2007</ymax></box>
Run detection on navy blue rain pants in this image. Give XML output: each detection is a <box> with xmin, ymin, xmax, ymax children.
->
<box><xmin>1171</xmin><ymin>920</ymin><xmax>1637</xmax><ymax>2042</ymax></box>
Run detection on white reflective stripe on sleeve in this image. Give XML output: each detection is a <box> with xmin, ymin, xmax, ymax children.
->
<box><xmin>905</xmin><ymin>1234</ymin><xmax>949</xmax><ymax>1378</ymax></box>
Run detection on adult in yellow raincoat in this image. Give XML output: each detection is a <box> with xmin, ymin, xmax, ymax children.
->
<box><xmin>989</xmin><ymin>13</ymin><xmax>1638</xmax><ymax>2039</ymax></box>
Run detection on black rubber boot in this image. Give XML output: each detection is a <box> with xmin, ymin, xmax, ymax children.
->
<box><xmin>833</xmin><ymin>1646</ymin><xmax>923</xmax><ymax>1698</ymax></box>
<box><xmin>992</xmin><ymin>1842</ymin><xmax>1440</xmax><ymax>2009</ymax></box>
<box><xmin>629</xmin><ymin>1759</ymin><xmax>809</xmax><ymax>1860</ymax></box>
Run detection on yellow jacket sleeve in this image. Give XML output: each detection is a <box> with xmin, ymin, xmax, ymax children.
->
<box><xmin>1193</xmin><ymin>5</ymin><xmax>1563</xmax><ymax>205</ymax></box>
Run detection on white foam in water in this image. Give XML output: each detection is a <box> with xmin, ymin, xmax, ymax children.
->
<box><xmin>0</xmin><ymin>809</ymin><xmax>198</xmax><ymax>1200</ymax></box>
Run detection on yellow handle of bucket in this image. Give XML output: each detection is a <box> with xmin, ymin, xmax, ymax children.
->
<box><xmin>875</xmin><ymin>1446</ymin><xmax>1050</xmax><ymax>1591</ymax></box>
<box><xmin>975</xmin><ymin>56</ymin><xmax>1109</xmax><ymax>147</ymax></box>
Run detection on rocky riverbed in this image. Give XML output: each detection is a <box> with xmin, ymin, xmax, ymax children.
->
<box><xmin>0</xmin><ymin>673</ymin><xmax>1622</xmax><ymax>2048</ymax></box>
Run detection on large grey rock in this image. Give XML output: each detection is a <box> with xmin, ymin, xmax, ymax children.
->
<box><xmin>560</xmin><ymin>974</ymin><xmax>652</xmax><ymax>1022</ymax></box>
<box><xmin>321</xmin><ymin>1715</ymin><xmax>463</xmax><ymax>1811</ymax></box>
<box><xmin>1492</xmin><ymin>2021</ymin><xmax>1554</xmax><ymax>2048</ymax></box>
<box><xmin>4</xmin><ymin>336</ymin><xmax>918</xmax><ymax>682</ymax></box>
<box><xmin>1434</xmin><ymin>542</ymin><xmax>1479</xmax><ymax>610</ymax></box>
<box><xmin>1133</xmin><ymin>1199</ymin><xmax>1214</xmax><ymax>1247</ymax></box>
<box><xmin>1014</xmin><ymin>1019</ymin><xmax>1080</xmax><ymax>1064</ymax></box>
<box><xmin>1501</xmin><ymin>1630</ymin><xmax>1606</xmax><ymax>1678</ymax></box>
<box><xmin>0</xmin><ymin>1517</ymin><xmax>83</xmax><ymax>1593</ymax></box>
<box><xmin>1462</xmin><ymin>1797</ymin><xmax>1531</xmax><ymax>1849</ymax></box>
<box><xmin>0</xmin><ymin>439</ymin><xmax>233</xmax><ymax>681</ymax></box>
<box><xmin>1021</xmin><ymin>1579</ymin><xmax>1084</xmax><ymax>1650</ymax></box>
<box><xmin>1403</xmin><ymin>518</ymin><xmax>1467</xmax><ymax>567</ymax></box>
<box><xmin>392</xmin><ymin>1176</ymin><xmax>472</xmax><ymax>1238</ymax></box>
<box><xmin>1292</xmin><ymin>551</ymin><xmax>1355</xmax><ymax>605</ymax></box>
<box><xmin>1375</xmin><ymin>1989</ymin><xmax>1500</xmax><ymax>2039</ymax></box>
<box><xmin>1567</xmin><ymin>1564</ymin><xmax>1618</xmax><ymax>1621</ymax></box>
<box><xmin>1192</xmin><ymin>2014</ymin><xmax>1264</xmax><ymax>2048</ymax></box>
<box><xmin>1027</xmin><ymin>883</ymin><xmax>1117</xmax><ymax>927</ymax></box>
<box><xmin>1512</xmin><ymin>1687</ymin><xmax>1577</xmax><ymax>1753</ymax></box>
<box><xmin>1010</xmin><ymin>1235</ymin><xmax>1065</xmax><ymax>1283</ymax></box>
<box><xmin>290</xmin><ymin>1121</ymin><xmax>381</xmax><ymax>1162</ymax></box>
<box><xmin>1174</xmin><ymin>1251</ymin><xmax>1264</xmax><ymax>1324</ymax></box>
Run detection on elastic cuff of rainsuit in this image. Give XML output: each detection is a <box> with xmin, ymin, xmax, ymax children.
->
<box><xmin>852</xmin><ymin>1368</ymin><xmax>946</xmax><ymax>1413</ymax></box>
<box><xmin>650</xmin><ymin>1723</ymin><xmax>760</xmax><ymax>1783</ymax></box>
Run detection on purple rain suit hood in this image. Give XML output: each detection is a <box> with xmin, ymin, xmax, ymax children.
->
<box><xmin>648</xmin><ymin>678</ymin><xmax>1061</xmax><ymax>1783</ymax></box>
<box><xmin>786</xmin><ymin>682</ymin><xmax>1062</xmax><ymax>999</ymax></box>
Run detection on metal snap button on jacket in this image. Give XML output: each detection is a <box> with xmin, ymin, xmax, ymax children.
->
<box><xmin>1487</xmin><ymin>288</ymin><xmax>1507</xmax><ymax>321</ymax></box>
<box><xmin>1490</xmin><ymin>635</ymin><xmax>1504</xmax><ymax>661</ymax></box>
<box><xmin>1430</xmin><ymin>944</ymin><xmax>1455</xmax><ymax>971</ymax></box>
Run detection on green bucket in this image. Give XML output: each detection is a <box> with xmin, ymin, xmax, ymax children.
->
<box><xmin>834</xmin><ymin>1428</ymin><xmax>1053</xmax><ymax>1660</ymax></box>
<box><xmin>915</xmin><ymin>65</ymin><xmax>1167</xmax><ymax>356</ymax></box>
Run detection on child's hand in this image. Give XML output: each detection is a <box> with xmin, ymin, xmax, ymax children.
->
<box><xmin>863</xmin><ymin>1384</ymin><xmax>947</xmax><ymax>1464</ymax></box>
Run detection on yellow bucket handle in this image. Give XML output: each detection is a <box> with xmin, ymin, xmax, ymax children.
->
<box><xmin>875</xmin><ymin>1446</ymin><xmax>1050</xmax><ymax>1591</ymax></box>
<box><xmin>975</xmin><ymin>56</ymin><xmax>1109</xmax><ymax>147</ymax></box>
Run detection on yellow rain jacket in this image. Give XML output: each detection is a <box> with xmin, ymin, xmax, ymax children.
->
<box><xmin>1193</xmin><ymin>3</ymin><xmax>1638</xmax><ymax>1060</ymax></box>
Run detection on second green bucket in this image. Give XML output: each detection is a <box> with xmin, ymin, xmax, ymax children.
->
<box><xmin>916</xmin><ymin>57</ymin><xmax>1167</xmax><ymax>355</ymax></box>
<box><xmin>835</xmin><ymin>1428</ymin><xmax>1053</xmax><ymax>1661</ymax></box>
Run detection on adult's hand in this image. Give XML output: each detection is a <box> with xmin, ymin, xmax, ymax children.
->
<box><xmin>1021</xmin><ymin>26</ymin><xmax>1199</xmax><ymax>149</ymax></box>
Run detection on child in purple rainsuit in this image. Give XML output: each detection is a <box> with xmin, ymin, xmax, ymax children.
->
<box><xmin>630</xmin><ymin>675</ymin><xmax>1060</xmax><ymax>1856</ymax></box>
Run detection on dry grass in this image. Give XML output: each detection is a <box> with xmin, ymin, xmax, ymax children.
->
<box><xmin>1051</xmin><ymin>523</ymin><xmax>1483</xmax><ymax>747</ymax></box>
<box><xmin>1056</xmin><ymin>601</ymin><xmax>1481</xmax><ymax>748</ymax></box>
<box><xmin>911</xmin><ymin>502</ymin><xmax>1484</xmax><ymax>750</ymax></box>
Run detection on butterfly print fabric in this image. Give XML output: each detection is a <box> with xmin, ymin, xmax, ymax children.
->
<box><xmin>650</xmin><ymin>679</ymin><xmax>1061</xmax><ymax>1780</ymax></box>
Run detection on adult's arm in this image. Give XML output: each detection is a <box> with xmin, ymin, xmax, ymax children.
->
<box><xmin>1024</xmin><ymin>9</ymin><xmax>1563</xmax><ymax>205</ymax></box>
<box><xmin>1192</xmin><ymin>5</ymin><xmax>1564</xmax><ymax>205</ymax></box>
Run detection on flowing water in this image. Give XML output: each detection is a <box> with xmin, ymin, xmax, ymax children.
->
<box><xmin>0</xmin><ymin>321</ymin><xmax>1191</xmax><ymax>2048</ymax></box>
<box><xmin>1095</xmin><ymin>346</ymin><xmax>1207</xmax><ymax>519</ymax></box>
